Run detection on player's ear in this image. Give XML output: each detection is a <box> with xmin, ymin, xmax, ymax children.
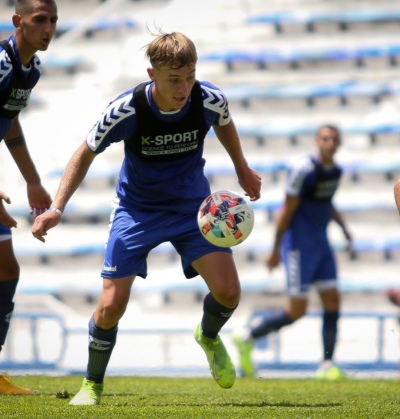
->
<box><xmin>12</xmin><ymin>14</ymin><xmax>22</xmax><ymax>29</ymax></box>
<box><xmin>147</xmin><ymin>68</ymin><xmax>155</xmax><ymax>81</ymax></box>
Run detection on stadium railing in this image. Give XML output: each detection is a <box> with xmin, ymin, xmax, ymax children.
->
<box><xmin>0</xmin><ymin>311</ymin><xmax>397</xmax><ymax>373</ymax></box>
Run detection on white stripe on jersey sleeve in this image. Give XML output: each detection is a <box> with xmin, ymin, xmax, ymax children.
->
<box><xmin>201</xmin><ymin>83</ymin><xmax>231</xmax><ymax>126</ymax></box>
<box><xmin>0</xmin><ymin>49</ymin><xmax>13</xmax><ymax>84</ymax></box>
<box><xmin>86</xmin><ymin>94</ymin><xmax>135</xmax><ymax>152</ymax></box>
<box><xmin>286</xmin><ymin>156</ymin><xmax>314</xmax><ymax>197</ymax></box>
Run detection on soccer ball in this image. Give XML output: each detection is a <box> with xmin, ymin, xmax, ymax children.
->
<box><xmin>197</xmin><ymin>190</ymin><xmax>254</xmax><ymax>247</ymax></box>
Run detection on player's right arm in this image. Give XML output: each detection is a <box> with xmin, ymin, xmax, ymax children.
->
<box><xmin>31</xmin><ymin>141</ymin><xmax>96</xmax><ymax>242</ymax></box>
<box><xmin>265</xmin><ymin>195</ymin><xmax>300</xmax><ymax>270</ymax></box>
<box><xmin>394</xmin><ymin>178</ymin><xmax>400</xmax><ymax>215</ymax></box>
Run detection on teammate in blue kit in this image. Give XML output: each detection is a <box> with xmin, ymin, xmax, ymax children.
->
<box><xmin>32</xmin><ymin>31</ymin><xmax>262</xmax><ymax>405</ymax></box>
<box><xmin>0</xmin><ymin>0</ymin><xmax>57</xmax><ymax>395</ymax></box>
<box><xmin>233</xmin><ymin>125</ymin><xmax>351</xmax><ymax>379</ymax></box>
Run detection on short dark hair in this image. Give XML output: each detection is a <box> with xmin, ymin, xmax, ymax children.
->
<box><xmin>15</xmin><ymin>0</ymin><xmax>56</xmax><ymax>15</ymax></box>
<box><xmin>316</xmin><ymin>124</ymin><xmax>341</xmax><ymax>137</ymax></box>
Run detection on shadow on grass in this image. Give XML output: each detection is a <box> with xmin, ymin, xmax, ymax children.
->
<box><xmin>106</xmin><ymin>399</ymin><xmax>342</xmax><ymax>409</ymax></box>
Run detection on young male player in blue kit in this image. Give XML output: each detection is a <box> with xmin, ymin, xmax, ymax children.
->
<box><xmin>233</xmin><ymin>125</ymin><xmax>352</xmax><ymax>379</ymax></box>
<box><xmin>0</xmin><ymin>0</ymin><xmax>57</xmax><ymax>395</ymax></box>
<box><xmin>32</xmin><ymin>31</ymin><xmax>262</xmax><ymax>405</ymax></box>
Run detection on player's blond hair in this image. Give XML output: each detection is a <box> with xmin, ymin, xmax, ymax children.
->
<box><xmin>145</xmin><ymin>31</ymin><xmax>198</xmax><ymax>69</ymax></box>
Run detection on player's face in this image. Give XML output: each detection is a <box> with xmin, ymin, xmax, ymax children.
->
<box><xmin>317</xmin><ymin>127</ymin><xmax>341</xmax><ymax>163</ymax></box>
<box><xmin>148</xmin><ymin>64</ymin><xmax>196</xmax><ymax>112</ymax></box>
<box><xmin>14</xmin><ymin>1</ymin><xmax>58</xmax><ymax>57</ymax></box>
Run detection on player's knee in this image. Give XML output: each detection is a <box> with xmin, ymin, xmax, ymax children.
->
<box><xmin>288</xmin><ymin>311</ymin><xmax>304</xmax><ymax>322</ymax></box>
<box><xmin>97</xmin><ymin>300</ymin><xmax>127</xmax><ymax>323</ymax></box>
<box><xmin>0</xmin><ymin>259</ymin><xmax>20</xmax><ymax>280</ymax></box>
<box><xmin>287</xmin><ymin>305</ymin><xmax>307</xmax><ymax>321</ymax></box>
<box><xmin>217</xmin><ymin>287</ymin><xmax>241</xmax><ymax>308</ymax></box>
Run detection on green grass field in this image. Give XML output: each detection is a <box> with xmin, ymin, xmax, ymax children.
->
<box><xmin>0</xmin><ymin>375</ymin><xmax>399</xmax><ymax>418</ymax></box>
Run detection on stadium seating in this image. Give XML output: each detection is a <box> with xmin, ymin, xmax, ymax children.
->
<box><xmin>0</xmin><ymin>16</ymin><xmax>137</xmax><ymax>38</ymax></box>
<box><xmin>224</xmin><ymin>80</ymin><xmax>392</xmax><ymax>108</ymax></box>
<box><xmin>55</xmin><ymin>16</ymin><xmax>137</xmax><ymax>38</ymax></box>
<box><xmin>247</xmin><ymin>8</ymin><xmax>400</xmax><ymax>33</ymax></box>
<box><xmin>233</xmin><ymin>120</ymin><xmax>400</xmax><ymax>145</ymax></box>
<box><xmin>201</xmin><ymin>43</ymin><xmax>400</xmax><ymax>71</ymax></box>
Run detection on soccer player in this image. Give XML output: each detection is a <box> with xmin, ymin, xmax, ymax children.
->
<box><xmin>0</xmin><ymin>0</ymin><xmax>57</xmax><ymax>395</ymax></box>
<box><xmin>233</xmin><ymin>125</ymin><xmax>351</xmax><ymax>379</ymax></box>
<box><xmin>31</xmin><ymin>31</ymin><xmax>262</xmax><ymax>405</ymax></box>
<box><xmin>387</xmin><ymin>181</ymin><xmax>400</xmax><ymax>309</ymax></box>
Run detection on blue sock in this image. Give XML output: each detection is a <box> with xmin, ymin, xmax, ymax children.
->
<box><xmin>86</xmin><ymin>315</ymin><xmax>118</xmax><ymax>384</ymax></box>
<box><xmin>0</xmin><ymin>279</ymin><xmax>18</xmax><ymax>351</ymax></box>
<box><xmin>322</xmin><ymin>310</ymin><xmax>339</xmax><ymax>361</ymax></box>
<box><xmin>251</xmin><ymin>309</ymin><xmax>293</xmax><ymax>339</ymax></box>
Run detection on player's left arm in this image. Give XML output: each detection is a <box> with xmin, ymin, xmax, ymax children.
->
<box><xmin>213</xmin><ymin>120</ymin><xmax>262</xmax><ymax>201</ymax></box>
<box><xmin>332</xmin><ymin>206</ymin><xmax>352</xmax><ymax>245</ymax></box>
<box><xmin>4</xmin><ymin>115</ymin><xmax>52</xmax><ymax>215</ymax></box>
<box><xmin>394</xmin><ymin>178</ymin><xmax>400</xmax><ymax>214</ymax></box>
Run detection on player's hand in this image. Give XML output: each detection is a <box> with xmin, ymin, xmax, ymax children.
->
<box><xmin>238</xmin><ymin>167</ymin><xmax>262</xmax><ymax>201</ymax></box>
<box><xmin>265</xmin><ymin>251</ymin><xmax>280</xmax><ymax>270</ymax></box>
<box><xmin>0</xmin><ymin>190</ymin><xmax>17</xmax><ymax>228</ymax></box>
<box><xmin>31</xmin><ymin>210</ymin><xmax>61</xmax><ymax>243</ymax></box>
<box><xmin>27</xmin><ymin>183</ymin><xmax>52</xmax><ymax>217</ymax></box>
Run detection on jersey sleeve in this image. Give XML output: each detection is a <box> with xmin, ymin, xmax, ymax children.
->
<box><xmin>0</xmin><ymin>46</ymin><xmax>12</xmax><ymax>93</ymax></box>
<box><xmin>285</xmin><ymin>156</ymin><xmax>314</xmax><ymax>197</ymax></box>
<box><xmin>86</xmin><ymin>90</ymin><xmax>136</xmax><ymax>154</ymax></box>
<box><xmin>200</xmin><ymin>81</ymin><xmax>231</xmax><ymax>127</ymax></box>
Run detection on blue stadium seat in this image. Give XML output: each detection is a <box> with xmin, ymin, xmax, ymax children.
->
<box><xmin>240</xmin><ymin>236</ymin><xmax>400</xmax><ymax>262</ymax></box>
<box><xmin>234</xmin><ymin>120</ymin><xmax>400</xmax><ymax>145</ymax></box>
<box><xmin>0</xmin><ymin>16</ymin><xmax>137</xmax><ymax>38</ymax></box>
<box><xmin>247</xmin><ymin>9</ymin><xmax>400</xmax><ymax>33</ymax></box>
<box><xmin>201</xmin><ymin>43</ymin><xmax>400</xmax><ymax>71</ymax></box>
<box><xmin>224</xmin><ymin>81</ymin><xmax>389</xmax><ymax>107</ymax></box>
<box><xmin>56</xmin><ymin>16</ymin><xmax>138</xmax><ymax>37</ymax></box>
<box><xmin>42</xmin><ymin>55</ymin><xmax>83</xmax><ymax>75</ymax></box>
<box><xmin>251</xmin><ymin>196</ymin><xmax>395</xmax><ymax>222</ymax></box>
<box><xmin>14</xmin><ymin>240</ymin><xmax>176</xmax><ymax>265</ymax></box>
<box><xmin>43</xmin><ymin>156</ymin><xmax>399</xmax><ymax>193</ymax></box>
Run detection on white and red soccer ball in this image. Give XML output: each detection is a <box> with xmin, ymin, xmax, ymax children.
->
<box><xmin>197</xmin><ymin>190</ymin><xmax>254</xmax><ymax>247</ymax></box>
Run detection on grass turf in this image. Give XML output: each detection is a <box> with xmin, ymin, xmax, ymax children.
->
<box><xmin>0</xmin><ymin>376</ymin><xmax>399</xmax><ymax>418</ymax></box>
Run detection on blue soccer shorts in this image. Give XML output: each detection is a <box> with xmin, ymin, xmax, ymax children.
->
<box><xmin>0</xmin><ymin>223</ymin><xmax>12</xmax><ymax>240</ymax></box>
<box><xmin>101</xmin><ymin>202</ymin><xmax>232</xmax><ymax>280</ymax></box>
<box><xmin>282</xmin><ymin>244</ymin><xmax>337</xmax><ymax>296</ymax></box>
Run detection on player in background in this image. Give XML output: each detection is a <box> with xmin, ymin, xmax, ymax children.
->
<box><xmin>387</xmin><ymin>181</ymin><xmax>400</xmax><ymax>308</ymax></box>
<box><xmin>233</xmin><ymin>125</ymin><xmax>352</xmax><ymax>379</ymax></box>
<box><xmin>0</xmin><ymin>0</ymin><xmax>57</xmax><ymax>395</ymax></box>
<box><xmin>32</xmin><ymin>31</ymin><xmax>262</xmax><ymax>405</ymax></box>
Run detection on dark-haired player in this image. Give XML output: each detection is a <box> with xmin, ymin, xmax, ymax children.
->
<box><xmin>233</xmin><ymin>125</ymin><xmax>351</xmax><ymax>380</ymax></box>
<box><xmin>0</xmin><ymin>0</ymin><xmax>57</xmax><ymax>395</ymax></box>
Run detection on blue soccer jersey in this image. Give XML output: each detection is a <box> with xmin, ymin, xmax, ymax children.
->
<box><xmin>281</xmin><ymin>155</ymin><xmax>342</xmax><ymax>294</ymax></box>
<box><xmin>86</xmin><ymin>80</ymin><xmax>234</xmax><ymax>279</ymax></box>
<box><xmin>0</xmin><ymin>35</ymin><xmax>42</xmax><ymax>139</ymax></box>
<box><xmin>85</xmin><ymin>80</ymin><xmax>231</xmax><ymax>214</ymax></box>
<box><xmin>0</xmin><ymin>36</ymin><xmax>42</xmax><ymax>236</ymax></box>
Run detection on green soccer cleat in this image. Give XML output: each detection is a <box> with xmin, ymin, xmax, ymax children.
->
<box><xmin>69</xmin><ymin>378</ymin><xmax>104</xmax><ymax>405</ymax></box>
<box><xmin>194</xmin><ymin>323</ymin><xmax>236</xmax><ymax>389</ymax></box>
<box><xmin>316</xmin><ymin>364</ymin><xmax>346</xmax><ymax>381</ymax></box>
<box><xmin>232</xmin><ymin>329</ymin><xmax>256</xmax><ymax>377</ymax></box>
